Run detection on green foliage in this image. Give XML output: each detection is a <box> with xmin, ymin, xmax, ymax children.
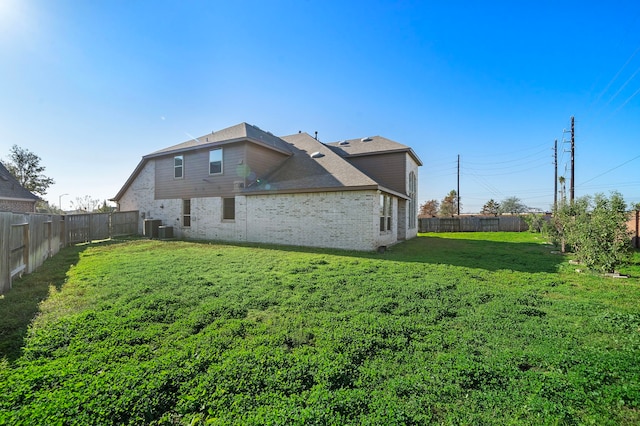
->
<box><xmin>499</xmin><ymin>196</ymin><xmax>527</xmax><ymax>214</ymax></box>
<box><xmin>553</xmin><ymin>192</ymin><xmax>633</xmax><ymax>272</ymax></box>
<box><xmin>523</xmin><ymin>213</ymin><xmax>546</xmax><ymax>233</ymax></box>
<box><xmin>439</xmin><ymin>190</ymin><xmax>459</xmax><ymax>217</ymax></box>
<box><xmin>481</xmin><ymin>199</ymin><xmax>500</xmax><ymax>216</ymax></box>
<box><xmin>1</xmin><ymin>236</ymin><xmax>639</xmax><ymax>424</ymax></box>
<box><xmin>4</xmin><ymin>145</ymin><xmax>55</xmax><ymax>197</ymax></box>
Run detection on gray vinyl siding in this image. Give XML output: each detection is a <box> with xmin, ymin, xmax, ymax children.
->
<box><xmin>154</xmin><ymin>142</ymin><xmax>289</xmax><ymax>200</ymax></box>
<box><xmin>155</xmin><ymin>143</ymin><xmax>246</xmax><ymax>199</ymax></box>
<box><xmin>347</xmin><ymin>152</ymin><xmax>407</xmax><ymax>194</ymax></box>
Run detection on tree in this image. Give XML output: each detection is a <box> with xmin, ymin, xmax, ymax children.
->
<box><xmin>499</xmin><ymin>196</ymin><xmax>527</xmax><ymax>215</ymax></box>
<box><xmin>419</xmin><ymin>199</ymin><xmax>439</xmax><ymax>217</ymax></box>
<box><xmin>95</xmin><ymin>200</ymin><xmax>114</xmax><ymax>213</ymax></box>
<box><xmin>481</xmin><ymin>199</ymin><xmax>500</xmax><ymax>216</ymax></box>
<box><xmin>551</xmin><ymin>192</ymin><xmax>633</xmax><ymax>273</ymax></box>
<box><xmin>439</xmin><ymin>190</ymin><xmax>459</xmax><ymax>217</ymax></box>
<box><xmin>4</xmin><ymin>145</ymin><xmax>55</xmax><ymax>197</ymax></box>
<box><xmin>71</xmin><ymin>195</ymin><xmax>100</xmax><ymax>212</ymax></box>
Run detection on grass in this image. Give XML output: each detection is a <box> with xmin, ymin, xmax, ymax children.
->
<box><xmin>1</xmin><ymin>233</ymin><xmax>639</xmax><ymax>425</ymax></box>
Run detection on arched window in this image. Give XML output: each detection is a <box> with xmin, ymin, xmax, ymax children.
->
<box><xmin>408</xmin><ymin>172</ymin><xmax>417</xmax><ymax>228</ymax></box>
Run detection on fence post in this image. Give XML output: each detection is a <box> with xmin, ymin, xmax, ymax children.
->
<box><xmin>23</xmin><ymin>223</ymin><xmax>30</xmax><ymax>274</ymax></box>
<box><xmin>0</xmin><ymin>214</ymin><xmax>10</xmax><ymax>294</ymax></box>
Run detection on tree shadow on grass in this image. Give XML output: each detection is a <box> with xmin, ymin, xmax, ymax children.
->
<box><xmin>190</xmin><ymin>233</ymin><xmax>563</xmax><ymax>274</ymax></box>
<box><xmin>383</xmin><ymin>235</ymin><xmax>563</xmax><ymax>273</ymax></box>
<box><xmin>0</xmin><ymin>239</ymin><xmax>125</xmax><ymax>363</ymax></box>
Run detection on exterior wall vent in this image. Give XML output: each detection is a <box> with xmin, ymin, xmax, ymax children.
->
<box><xmin>310</xmin><ymin>152</ymin><xmax>325</xmax><ymax>158</ymax></box>
<box><xmin>233</xmin><ymin>181</ymin><xmax>245</xmax><ymax>191</ymax></box>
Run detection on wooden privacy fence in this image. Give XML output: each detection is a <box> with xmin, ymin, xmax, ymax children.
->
<box><xmin>418</xmin><ymin>216</ymin><xmax>529</xmax><ymax>233</ymax></box>
<box><xmin>1</xmin><ymin>211</ymin><xmax>138</xmax><ymax>294</ymax></box>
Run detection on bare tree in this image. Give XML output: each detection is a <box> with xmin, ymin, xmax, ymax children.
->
<box><xmin>71</xmin><ymin>195</ymin><xmax>100</xmax><ymax>212</ymax></box>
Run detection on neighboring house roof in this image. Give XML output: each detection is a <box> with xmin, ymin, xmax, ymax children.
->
<box><xmin>326</xmin><ymin>136</ymin><xmax>423</xmax><ymax>166</ymax></box>
<box><xmin>0</xmin><ymin>161</ymin><xmax>39</xmax><ymax>202</ymax></box>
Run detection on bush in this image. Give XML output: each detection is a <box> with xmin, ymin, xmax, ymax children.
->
<box><xmin>552</xmin><ymin>192</ymin><xmax>633</xmax><ymax>273</ymax></box>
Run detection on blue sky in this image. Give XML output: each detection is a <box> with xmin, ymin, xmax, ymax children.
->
<box><xmin>2</xmin><ymin>0</ymin><xmax>639</xmax><ymax>213</ymax></box>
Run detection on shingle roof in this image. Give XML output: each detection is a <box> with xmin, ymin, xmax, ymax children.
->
<box><xmin>326</xmin><ymin>136</ymin><xmax>423</xmax><ymax>166</ymax></box>
<box><xmin>243</xmin><ymin>132</ymin><xmax>380</xmax><ymax>193</ymax></box>
<box><xmin>113</xmin><ymin>123</ymin><xmax>416</xmax><ymax>201</ymax></box>
<box><xmin>0</xmin><ymin>162</ymin><xmax>39</xmax><ymax>201</ymax></box>
<box><xmin>149</xmin><ymin>122</ymin><xmax>292</xmax><ymax>157</ymax></box>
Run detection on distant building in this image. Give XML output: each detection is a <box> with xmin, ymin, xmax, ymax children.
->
<box><xmin>0</xmin><ymin>161</ymin><xmax>39</xmax><ymax>213</ymax></box>
<box><xmin>113</xmin><ymin>122</ymin><xmax>422</xmax><ymax>251</ymax></box>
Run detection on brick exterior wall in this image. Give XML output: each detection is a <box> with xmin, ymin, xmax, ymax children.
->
<box><xmin>0</xmin><ymin>199</ymin><xmax>36</xmax><ymax>213</ymax></box>
<box><xmin>118</xmin><ymin>158</ymin><xmax>411</xmax><ymax>251</ymax></box>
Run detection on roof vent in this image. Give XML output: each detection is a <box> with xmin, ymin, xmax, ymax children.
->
<box><xmin>310</xmin><ymin>151</ymin><xmax>325</xmax><ymax>158</ymax></box>
<box><xmin>361</xmin><ymin>137</ymin><xmax>373</xmax><ymax>142</ymax></box>
<box><xmin>339</xmin><ymin>140</ymin><xmax>349</xmax><ymax>145</ymax></box>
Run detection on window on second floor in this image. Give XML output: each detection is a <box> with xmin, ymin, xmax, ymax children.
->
<box><xmin>174</xmin><ymin>155</ymin><xmax>184</xmax><ymax>179</ymax></box>
<box><xmin>209</xmin><ymin>148</ymin><xmax>223</xmax><ymax>175</ymax></box>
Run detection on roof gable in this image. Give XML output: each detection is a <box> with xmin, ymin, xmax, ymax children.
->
<box><xmin>326</xmin><ymin>136</ymin><xmax>423</xmax><ymax>166</ymax></box>
<box><xmin>0</xmin><ymin>162</ymin><xmax>40</xmax><ymax>202</ymax></box>
<box><xmin>243</xmin><ymin>132</ymin><xmax>380</xmax><ymax>193</ymax></box>
<box><xmin>149</xmin><ymin>122</ymin><xmax>292</xmax><ymax>157</ymax></box>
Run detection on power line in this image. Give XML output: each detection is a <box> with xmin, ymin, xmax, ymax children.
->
<box><xmin>578</xmin><ymin>152</ymin><xmax>640</xmax><ymax>187</ymax></box>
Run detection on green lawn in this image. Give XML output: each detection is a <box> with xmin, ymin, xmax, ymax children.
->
<box><xmin>1</xmin><ymin>233</ymin><xmax>639</xmax><ymax>425</ymax></box>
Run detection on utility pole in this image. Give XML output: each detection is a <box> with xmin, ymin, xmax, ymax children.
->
<box><xmin>457</xmin><ymin>154</ymin><xmax>460</xmax><ymax>216</ymax></box>
<box><xmin>554</xmin><ymin>140</ymin><xmax>558</xmax><ymax>211</ymax></box>
<box><xmin>570</xmin><ymin>116</ymin><xmax>575</xmax><ymax>203</ymax></box>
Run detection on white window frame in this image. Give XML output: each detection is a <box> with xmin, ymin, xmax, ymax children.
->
<box><xmin>209</xmin><ymin>148</ymin><xmax>223</xmax><ymax>175</ymax></box>
<box><xmin>182</xmin><ymin>199</ymin><xmax>191</xmax><ymax>227</ymax></box>
<box><xmin>174</xmin><ymin>155</ymin><xmax>184</xmax><ymax>179</ymax></box>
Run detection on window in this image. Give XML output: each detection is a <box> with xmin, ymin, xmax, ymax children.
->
<box><xmin>209</xmin><ymin>148</ymin><xmax>223</xmax><ymax>175</ymax></box>
<box><xmin>174</xmin><ymin>155</ymin><xmax>184</xmax><ymax>179</ymax></box>
<box><xmin>182</xmin><ymin>199</ymin><xmax>191</xmax><ymax>227</ymax></box>
<box><xmin>408</xmin><ymin>172</ymin><xmax>417</xmax><ymax>228</ymax></box>
<box><xmin>380</xmin><ymin>194</ymin><xmax>392</xmax><ymax>232</ymax></box>
<box><xmin>223</xmin><ymin>197</ymin><xmax>235</xmax><ymax>220</ymax></box>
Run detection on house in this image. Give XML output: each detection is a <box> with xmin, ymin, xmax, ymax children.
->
<box><xmin>112</xmin><ymin>123</ymin><xmax>422</xmax><ymax>251</ymax></box>
<box><xmin>0</xmin><ymin>161</ymin><xmax>39</xmax><ymax>213</ymax></box>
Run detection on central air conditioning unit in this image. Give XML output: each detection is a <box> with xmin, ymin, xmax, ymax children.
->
<box><xmin>143</xmin><ymin>219</ymin><xmax>162</xmax><ymax>239</ymax></box>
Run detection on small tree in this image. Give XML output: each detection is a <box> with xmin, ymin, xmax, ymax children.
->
<box><xmin>552</xmin><ymin>192</ymin><xmax>633</xmax><ymax>273</ymax></box>
<box><xmin>481</xmin><ymin>199</ymin><xmax>500</xmax><ymax>216</ymax></box>
<box><xmin>439</xmin><ymin>190</ymin><xmax>459</xmax><ymax>217</ymax></box>
<box><xmin>419</xmin><ymin>199</ymin><xmax>439</xmax><ymax>217</ymax></box>
<box><xmin>95</xmin><ymin>200</ymin><xmax>114</xmax><ymax>213</ymax></box>
<box><xmin>499</xmin><ymin>196</ymin><xmax>527</xmax><ymax>215</ymax></box>
<box><xmin>4</xmin><ymin>145</ymin><xmax>55</xmax><ymax>196</ymax></box>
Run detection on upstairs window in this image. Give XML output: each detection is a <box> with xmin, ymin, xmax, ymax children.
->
<box><xmin>174</xmin><ymin>155</ymin><xmax>184</xmax><ymax>179</ymax></box>
<box><xmin>209</xmin><ymin>148</ymin><xmax>223</xmax><ymax>175</ymax></box>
